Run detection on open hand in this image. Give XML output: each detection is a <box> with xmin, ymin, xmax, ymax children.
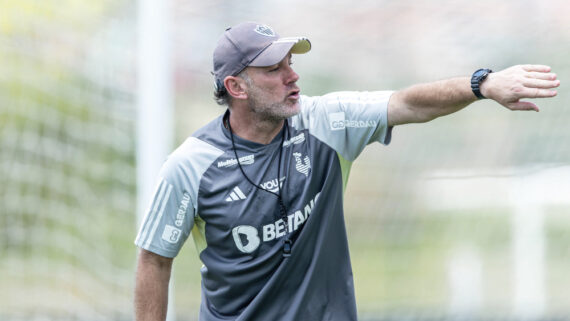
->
<box><xmin>481</xmin><ymin>65</ymin><xmax>560</xmax><ymax>112</ymax></box>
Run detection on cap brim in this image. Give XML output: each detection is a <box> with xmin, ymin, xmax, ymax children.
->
<box><xmin>249</xmin><ymin>37</ymin><xmax>311</xmax><ymax>67</ymax></box>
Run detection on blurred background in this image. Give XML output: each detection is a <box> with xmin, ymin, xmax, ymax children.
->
<box><xmin>1</xmin><ymin>0</ymin><xmax>569</xmax><ymax>320</ymax></box>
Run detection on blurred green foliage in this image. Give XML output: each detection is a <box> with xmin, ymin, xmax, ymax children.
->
<box><xmin>1</xmin><ymin>0</ymin><xmax>569</xmax><ymax>319</ymax></box>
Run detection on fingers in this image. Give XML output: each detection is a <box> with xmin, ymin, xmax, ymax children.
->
<box><xmin>517</xmin><ymin>65</ymin><xmax>560</xmax><ymax>97</ymax></box>
<box><xmin>526</xmin><ymin>71</ymin><xmax>558</xmax><ymax>81</ymax></box>
<box><xmin>522</xmin><ymin>64</ymin><xmax>552</xmax><ymax>72</ymax></box>
<box><xmin>506</xmin><ymin>100</ymin><xmax>539</xmax><ymax>112</ymax></box>
<box><xmin>520</xmin><ymin>87</ymin><xmax>558</xmax><ymax>99</ymax></box>
<box><xmin>522</xmin><ymin>78</ymin><xmax>561</xmax><ymax>89</ymax></box>
<box><xmin>492</xmin><ymin>64</ymin><xmax>559</xmax><ymax>112</ymax></box>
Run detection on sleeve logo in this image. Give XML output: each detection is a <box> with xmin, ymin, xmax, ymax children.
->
<box><xmin>175</xmin><ymin>192</ymin><xmax>191</xmax><ymax>227</ymax></box>
<box><xmin>329</xmin><ymin>112</ymin><xmax>346</xmax><ymax>130</ymax></box>
<box><xmin>162</xmin><ymin>224</ymin><xmax>182</xmax><ymax>244</ymax></box>
<box><xmin>328</xmin><ymin>111</ymin><xmax>378</xmax><ymax>130</ymax></box>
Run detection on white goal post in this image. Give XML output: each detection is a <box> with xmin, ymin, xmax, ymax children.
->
<box><xmin>136</xmin><ymin>0</ymin><xmax>175</xmax><ymax>319</ymax></box>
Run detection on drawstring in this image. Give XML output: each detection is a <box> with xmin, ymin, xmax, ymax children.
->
<box><xmin>227</xmin><ymin>116</ymin><xmax>292</xmax><ymax>257</ymax></box>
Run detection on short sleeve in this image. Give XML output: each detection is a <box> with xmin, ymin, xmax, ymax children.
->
<box><xmin>134</xmin><ymin>159</ymin><xmax>195</xmax><ymax>258</ymax></box>
<box><xmin>292</xmin><ymin>91</ymin><xmax>393</xmax><ymax>161</ymax></box>
<box><xmin>134</xmin><ymin>136</ymin><xmax>224</xmax><ymax>258</ymax></box>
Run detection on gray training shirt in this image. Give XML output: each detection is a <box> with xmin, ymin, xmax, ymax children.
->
<box><xmin>135</xmin><ymin>91</ymin><xmax>393</xmax><ymax>320</ymax></box>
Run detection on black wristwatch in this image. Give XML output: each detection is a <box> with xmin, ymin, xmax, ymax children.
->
<box><xmin>471</xmin><ymin>68</ymin><xmax>493</xmax><ymax>99</ymax></box>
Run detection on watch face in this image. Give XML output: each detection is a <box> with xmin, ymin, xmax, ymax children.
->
<box><xmin>474</xmin><ymin>69</ymin><xmax>488</xmax><ymax>78</ymax></box>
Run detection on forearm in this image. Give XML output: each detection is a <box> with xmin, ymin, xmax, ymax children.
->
<box><xmin>135</xmin><ymin>250</ymin><xmax>173</xmax><ymax>321</ymax></box>
<box><xmin>388</xmin><ymin>65</ymin><xmax>559</xmax><ymax>126</ymax></box>
<box><xmin>389</xmin><ymin>77</ymin><xmax>476</xmax><ymax>125</ymax></box>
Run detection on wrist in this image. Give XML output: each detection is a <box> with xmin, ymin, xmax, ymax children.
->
<box><xmin>479</xmin><ymin>72</ymin><xmax>494</xmax><ymax>99</ymax></box>
<box><xmin>471</xmin><ymin>68</ymin><xmax>493</xmax><ymax>99</ymax></box>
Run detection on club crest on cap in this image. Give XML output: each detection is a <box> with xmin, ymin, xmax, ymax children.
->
<box><xmin>254</xmin><ymin>24</ymin><xmax>275</xmax><ymax>37</ymax></box>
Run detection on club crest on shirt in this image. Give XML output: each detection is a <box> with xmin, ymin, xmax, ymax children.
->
<box><xmin>293</xmin><ymin>152</ymin><xmax>311</xmax><ymax>177</ymax></box>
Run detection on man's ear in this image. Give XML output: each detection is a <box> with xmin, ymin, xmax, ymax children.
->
<box><xmin>224</xmin><ymin>76</ymin><xmax>248</xmax><ymax>100</ymax></box>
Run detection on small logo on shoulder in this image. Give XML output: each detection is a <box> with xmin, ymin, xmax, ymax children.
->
<box><xmin>329</xmin><ymin>111</ymin><xmax>377</xmax><ymax>130</ymax></box>
<box><xmin>217</xmin><ymin>154</ymin><xmax>255</xmax><ymax>168</ymax></box>
<box><xmin>329</xmin><ymin>112</ymin><xmax>346</xmax><ymax>130</ymax></box>
<box><xmin>175</xmin><ymin>192</ymin><xmax>191</xmax><ymax>227</ymax></box>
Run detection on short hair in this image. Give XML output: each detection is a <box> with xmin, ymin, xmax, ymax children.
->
<box><xmin>213</xmin><ymin>70</ymin><xmax>250</xmax><ymax>107</ymax></box>
<box><xmin>213</xmin><ymin>83</ymin><xmax>230</xmax><ymax>106</ymax></box>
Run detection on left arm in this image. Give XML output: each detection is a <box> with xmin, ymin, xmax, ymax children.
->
<box><xmin>387</xmin><ymin>65</ymin><xmax>560</xmax><ymax>126</ymax></box>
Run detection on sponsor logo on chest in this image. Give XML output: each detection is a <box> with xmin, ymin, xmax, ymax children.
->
<box><xmin>260</xmin><ymin>176</ymin><xmax>286</xmax><ymax>193</ymax></box>
<box><xmin>217</xmin><ymin>154</ymin><xmax>255</xmax><ymax>168</ymax></box>
<box><xmin>282</xmin><ymin>132</ymin><xmax>305</xmax><ymax>147</ymax></box>
<box><xmin>231</xmin><ymin>192</ymin><xmax>321</xmax><ymax>254</ymax></box>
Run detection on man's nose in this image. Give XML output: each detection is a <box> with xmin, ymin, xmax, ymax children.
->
<box><xmin>285</xmin><ymin>65</ymin><xmax>299</xmax><ymax>84</ymax></box>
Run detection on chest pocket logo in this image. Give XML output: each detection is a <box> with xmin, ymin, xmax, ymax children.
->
<box><xmin>293</xmin><ymin>152</ymin><xmax>311</xmax><ymax>177</ymax></box>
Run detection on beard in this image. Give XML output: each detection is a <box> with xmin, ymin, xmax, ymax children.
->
<box><xmin>244</xmin><ymin>78</ymin><xmax>300</xmax><ymax>122</ymax></box>
<box><xmin>249</xmin><ymin>98</ymin><xmax>300</xmax><ymax>122</ymax></box>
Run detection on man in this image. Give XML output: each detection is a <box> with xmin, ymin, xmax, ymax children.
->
<box><xmin>134</xmin><ymin>22</ymin><xmax>559</xmax><ymax>321</ymax></box>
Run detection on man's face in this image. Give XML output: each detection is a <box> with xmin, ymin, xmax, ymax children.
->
<box><xmin>242</xmin><ymin>54</ymin><xmax>301</xmax><ymax>121</ymax></box>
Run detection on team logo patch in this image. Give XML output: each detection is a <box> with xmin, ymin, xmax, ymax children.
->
<box><xmin>293</xmin><ymin>152</ymin><xmax>311</xmax><ymax>177</ymax></box>
<box><xmin>254</xmin><ymin>24</ymin><xmax>275</xmax><ymax>37</ymax></box>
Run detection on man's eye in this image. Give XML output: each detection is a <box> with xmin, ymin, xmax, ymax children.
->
<box><xmin>268</xmin><ymin>66</ymin><xmax>279</xmax><ymax>72</ymax></box>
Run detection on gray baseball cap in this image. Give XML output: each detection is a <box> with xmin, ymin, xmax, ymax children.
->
<box><xmin>213</xmin><ymin>22</ymin><xmax>311</xmax><ymax>90</ymax></box>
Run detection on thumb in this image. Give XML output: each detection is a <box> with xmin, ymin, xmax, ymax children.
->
<box><xmin>505</xmin><ymin>100</ymin><xmax>540</xmax><ymax>112</ymax></box>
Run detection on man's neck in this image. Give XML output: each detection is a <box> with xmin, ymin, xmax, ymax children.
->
<box><xmin>227</xmin><ymin>109</ymin><xmax>284</xmax><ymax>145</ymax></box>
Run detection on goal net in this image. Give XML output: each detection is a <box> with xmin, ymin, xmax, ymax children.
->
<box><xmin>1</xmin><ymin>1</ymin><xmax>136</xmax><ymax>319</ymax></box>
<box><xmin>1</xmin><ymin>0</ymin><xmax>570</xmax><ymax>320</ymax></box>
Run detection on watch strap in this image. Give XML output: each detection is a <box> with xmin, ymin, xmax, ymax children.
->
<box><xmin>471</xmin><ymin>68</ymin><xmax>493</xmax><ymax>99</ymax></box>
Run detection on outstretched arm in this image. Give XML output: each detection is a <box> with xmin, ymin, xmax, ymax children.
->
<box><xmin>387</xmin><ymin>65</ymin><xmax>560</xmax><ymax>126</ymax></box>
<box><xmin>135</xmin><ymin>249</ymin><xmax>173</xmax><ymax>321</ymax></box>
